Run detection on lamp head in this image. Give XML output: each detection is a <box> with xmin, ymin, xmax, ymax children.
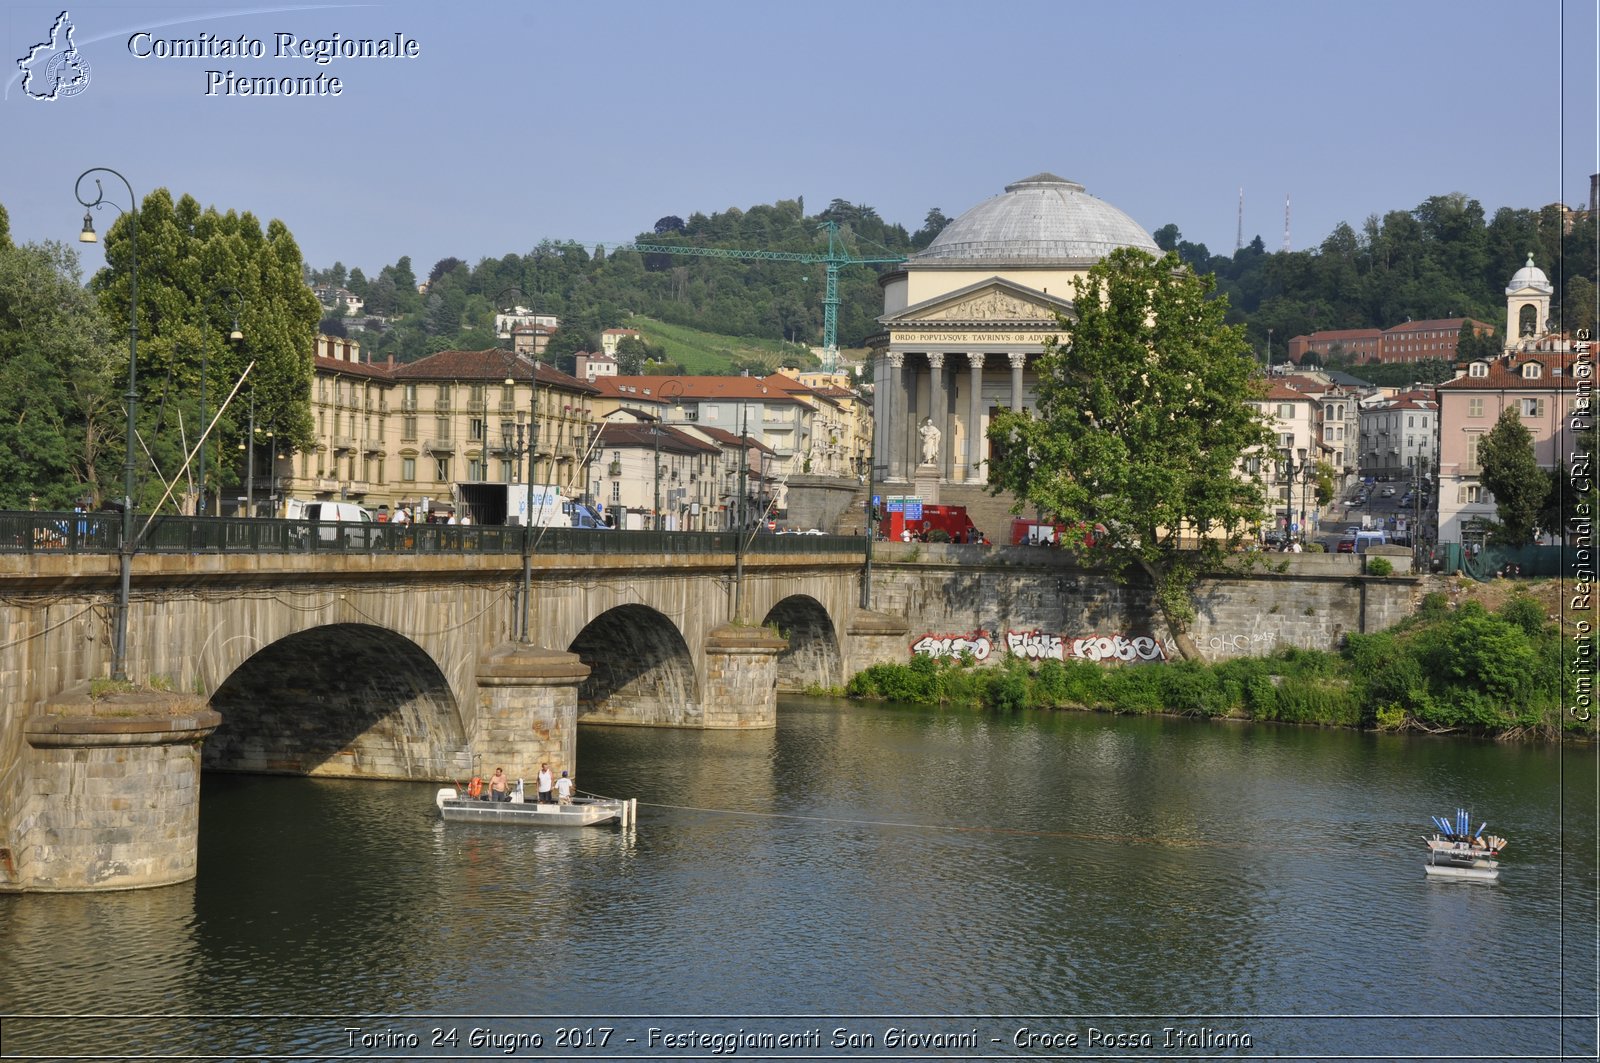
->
<box><xmin>79</xmin><ymin>212</ymin><xmax>97</xmax><ymax>243</ymax></box>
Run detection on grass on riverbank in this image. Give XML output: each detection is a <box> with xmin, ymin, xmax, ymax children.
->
<box><xmin>846</xmin><ymin>591</ymin><xmax>1592</xmax><ymax>740</ymax></box>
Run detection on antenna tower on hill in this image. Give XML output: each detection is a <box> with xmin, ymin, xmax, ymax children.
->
<box><xmin>1283</xmin><ymin>194</ymin><xmax>1292</xmax><ymax>252</ymax></box>
<box><xmin>1236</xmin><ymin>188</ymin><xmax>1244</xmax><ymax>252</ymax></box>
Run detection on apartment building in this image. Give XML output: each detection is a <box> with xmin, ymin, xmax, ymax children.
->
<box><xmin>283</xmin><ymin>342</ymin><xmax>598</xmax><ymax>517</ymax></box>
<box><xmin>1288</xmin><ymin>318</ymin><xmax>1494</xmax><ymax>365</ymax></box>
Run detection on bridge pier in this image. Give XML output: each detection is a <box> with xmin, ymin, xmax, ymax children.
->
<box><xmin>3</xmin><ymin>689</ymin><xmax>219</xmax><ymax>893</ymax></box>
<box><xmin>843</xmin><ymin>610</ymin><xmax>911</xmax><ymax>676</ymax></box>
<box><xmin>475</xmin><ymin>644</ymin><xmax>590</xmax><ymax>783</ymax></box>
<box><xmin>701</xmin><ymin>624</ymin><xmax>788</xmax><ymax>728</ymax></box>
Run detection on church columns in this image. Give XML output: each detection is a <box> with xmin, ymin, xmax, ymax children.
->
<box><xmin>966</xmin><ymin>353</ymin><xmax>985</xmax><ymax>482</ymax></box>
<box><xmin>926</xmin><ymin>352</ymin><xmax>947</xmax><ymax>475</ymax></box>
<box><xmin>1008</xmin><ymin>352</ymin><xmax>1027</xmax><ymax>411</ymax></box>
<box><xmin>882</xmin><ymin>351</ymin><xmax>905</xmax><ymax>480</ymax></box>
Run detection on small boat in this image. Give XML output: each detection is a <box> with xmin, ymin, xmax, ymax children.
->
<box><xmin>435</xmin><ymin>782</ymin><xmax>636</xmax><ymax>828</ymax></box>
<box><xmin>1424</xmin><ymin>808</ymin><xmax>1506</xmax><ymax>882</ymax></box>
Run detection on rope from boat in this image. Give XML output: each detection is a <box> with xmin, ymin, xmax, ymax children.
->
<box><xmin>583</xmin><ymin>791</ymin><xmax>1269</xmax><ymax>849</ymax></box>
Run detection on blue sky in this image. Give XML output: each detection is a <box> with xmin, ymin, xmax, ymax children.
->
<box><xmin>3</xmin><ymin>0</ymin><xmax>1595</xmax><ymax>282</ymax></box>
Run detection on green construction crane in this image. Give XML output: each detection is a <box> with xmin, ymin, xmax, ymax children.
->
<box><xmin>621</xmin><ymin>221</ymin><xmax>906</xmax><ymax>370</ymax></box>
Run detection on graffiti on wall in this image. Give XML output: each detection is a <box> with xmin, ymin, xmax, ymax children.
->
<box><xmin>909</xmin><ymin>631</ymin><xmax>993</xmax><ymax>660</ymax></box>
<box><xmin>1005</xmin><ymin>629</ymin><xmax>1166</xmax><ymax>663</ymax></box>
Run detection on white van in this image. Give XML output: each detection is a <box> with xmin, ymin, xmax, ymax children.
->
<box><xmin>1353</xmin><ymin>530</ymin><xmax>1387</xmax><ymax>553</ymax></box>
<box><xmin>282</xmin><ymin>499</ymin><xmax>373</xmax><ymax>544</ymax></box>
<box><xmin>283</xmin><ymin>499</ymin><xmax>372</xmax><ymax>524</ymax></box>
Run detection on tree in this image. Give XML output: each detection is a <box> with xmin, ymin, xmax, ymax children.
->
<box><xmin>912</xmin><ymin>208</ymin><xmax>952</xmax><ymax>250</ymax></box>
<box><xmin>986</xmin><ymin>248</ymin><xmax>1271</xmax><ymax>659</ymax></box>
<box><xmin>1563</xmin><ymin>275</ymin><xmax>1597</xmax><ymax>338</ymax></box>
<box><xmin>653</xmin><ymin>216</ymin><xmax>685</xmax><ymax>235</ymax></box>
<box><xmin>0</xmin><ymin>233</ymin><xmax>121</xmax><ymax>508</ymax></box>
<box><xmin>428</xmin><ymin>256</ymin><xmax>466</xmax><ymax>285</ymax></box>
<box><xmin>90</xmin><ymin>189</ymin><xmax>322</xmax><ymax>510</ymax></box>
<box><xmin>614</xmin><ymin>335</ymin><xmax>649</xmax><ymax>374</ymax></box>
<box><xmin>1152</xmin><ymin>223</ymin><xmax>1181</xmax><ymax>252</ymax></box>
<box><xmin>1478</xmin><ymin>406</ymin><xmax>1549</xmax><ymax>544</ymax></box>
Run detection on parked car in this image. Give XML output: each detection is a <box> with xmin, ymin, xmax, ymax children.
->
<box><xmin>1380</xmin><ymin>487</ymin><xmax>1396</xmax><ymax>497</ymax></box>
<box><xmin>1337</xmin><ymin>538</ymin><xmax>1356</xmax><ymax>553</ymax></box>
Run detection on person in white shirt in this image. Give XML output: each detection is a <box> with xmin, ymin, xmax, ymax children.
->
<box><xmin>556</xmin><ymin>770</ymin><xmax>573</xmax><ymax>805</ymax></box>
<box><xmin>537</xmin><ymin>762</ymin><xmax>554</xmax><ymax>804</ymax></box>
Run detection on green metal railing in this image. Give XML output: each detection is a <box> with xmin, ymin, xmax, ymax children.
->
<box><xmin>0</xmin><ymin>511</ymin><xmax>865</xmax><ymax>558</ymax></box>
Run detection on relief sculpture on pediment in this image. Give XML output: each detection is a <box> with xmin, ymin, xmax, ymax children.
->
<box><xmin>922</xmin><ymin>290</ymin><xmax>1057</xmax><ymax>322</ymax></box>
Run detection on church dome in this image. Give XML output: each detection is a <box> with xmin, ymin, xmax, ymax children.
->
<box><xmin>1506</xmin><ymin>252</ymin><xmax>1553</xmax><ymax>295</ymax></box>
<box><xmin>914</xmin><ymin>172</ymin><xmax>1159</xmax><ymax>263</ymax></box>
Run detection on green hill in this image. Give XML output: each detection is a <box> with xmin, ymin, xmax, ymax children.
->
<box><xmin>623</xmin><ymin>315</ymin><xmax>815</xmax><ymax>375</ymax></box>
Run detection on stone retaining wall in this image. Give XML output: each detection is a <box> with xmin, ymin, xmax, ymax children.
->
<box><xmin>865</xmin><ymin>543</ymin><xmax>1418</xmax><ymax>664</ymax></box>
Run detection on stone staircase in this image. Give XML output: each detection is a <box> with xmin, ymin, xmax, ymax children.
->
<box><xmin>830</xmin><ymin>481</ymin><xmax>1027</xmax><ymax>541</ymax></box>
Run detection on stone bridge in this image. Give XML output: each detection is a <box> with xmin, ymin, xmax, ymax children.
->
<box><xmin>0</xmin><ymin>530</ymin><xmax>1416</xmax><ymax>894</ymax></box>
<box><xmin>0</xmin><ymin>539</ymin><xmax>908</xmax><ymax>892</ymax></box>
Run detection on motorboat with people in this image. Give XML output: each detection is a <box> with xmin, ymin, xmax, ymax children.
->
<box><xmin>435</xmin><ymin>778</ymin><xmax>636</xmax><ymax>828</ymax></box>
<box><xmin>1424</xmin><ymin>808</ymin><xmax>1506</xmax><ymax>881</ymax></box>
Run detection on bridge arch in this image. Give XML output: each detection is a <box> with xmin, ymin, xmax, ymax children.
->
<box><xmin>763</xmin><ymin>594</ymin><xmax>842</xmax><ymax>692</ymax></box>
<box><xmin>203</xmin><ymin>622</ymin><xmax>466</xmax><ymax>779</ymax></box>
<box><xmin>569</xmin><ymin>604</ymin><xmax>699</xmax><ymax>726</ymax></box>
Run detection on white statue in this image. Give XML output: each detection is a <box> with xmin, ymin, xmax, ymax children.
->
<box><xmin>919</xmin><ymin>417</ymin><xmax>941</xmax><ymax>465</ymax></box>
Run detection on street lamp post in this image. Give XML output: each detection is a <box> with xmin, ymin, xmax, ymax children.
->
<box><xmin>243</xmin><ymin>390</ymin><xmax>255</xmax><ymax>516</ymax></box>
<box><xmin>734</xmin><ymin>403</ymin><xmax>750</xmax><ymax>620</ymax></box>
<box><xmin>1301</xmin><ymin>451</ymin><xmax>1313</xmax><ymax>540</ymax></box>
<box><xmin>652</xmin><ymin>380</ymin><xmax>684</xmax><ymax>531</ymax></box>
<box><xmin>864</xmin><ymin>451</ymin><xmax>876</xmax><ymax>605</ymax></box>
<box><xmin>496</xmin><ymin>287</ymin><xmax>536</xmax><ymax>644</ymax></box>
<box><xmin>1280</xmin><ymin>448</ymin><xmax>1296</xmax><ymax>543</ymax></box>
<box><xmin>196</xmin><ymin>288</ymin><xmax>244</xmax><ymax>516</ymax></box>
<box><xmin>75</xmin><ymin>167</ymin><xmax>139</xmax><ymax>682</ymax></box>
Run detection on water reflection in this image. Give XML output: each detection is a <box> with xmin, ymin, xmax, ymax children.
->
<box><xmin>0</xmin><ymin>697</ymin><xmax>1592</xmax><ymax>1059</ymax></box>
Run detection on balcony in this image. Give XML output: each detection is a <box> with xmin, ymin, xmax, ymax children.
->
<box><xmin>422</xmin><ymin>439</ymin><xmax>456</xmax><ymax>454</ymax></box>
<box><xmin>362</xmin><ymin>439</ymin><xmax>385</xmax><ymax>455</ymax></box>
<box><xmin>333</xmin><ymin>436</ymin><xmax>357</xmax><ymax>452</ymax></box>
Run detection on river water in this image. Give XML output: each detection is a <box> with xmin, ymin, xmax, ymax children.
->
<box><xmin>2</xmin><ymin>697</ymin><xmax>1594</xmax><ymax>1061</ymax></box>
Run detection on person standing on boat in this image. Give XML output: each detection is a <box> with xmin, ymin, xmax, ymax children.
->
<box><xmin>556</xmin><ymin>770</ymin><xmax>573</xmax><ymax>805</ymax></box>
<box><xmin>537</xmin><ymin>763</ymin><xmax>554</xmax><ymax>804</ymax></box>
<box><xmin>489</xmin><ymin>767</ymin><xmax>510</xmax><ymax>802</ymax></box>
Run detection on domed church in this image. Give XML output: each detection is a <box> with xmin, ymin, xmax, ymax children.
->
<box><xmin>868</xmin><ymin>173</ymin><xmax>1157</xmax><ymax>498</ymax></box>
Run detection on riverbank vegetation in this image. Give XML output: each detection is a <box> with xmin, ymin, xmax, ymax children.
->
<box><xmin>846</xmin><ymin>592</ymin><xmax>1591</xmax><ymax>739</ymax></box>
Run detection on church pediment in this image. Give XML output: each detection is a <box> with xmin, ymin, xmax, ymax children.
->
<box><xmin>881</xmin><ymin>277</ymin><xmax>1072</xmax><ymax>328</ymax></box>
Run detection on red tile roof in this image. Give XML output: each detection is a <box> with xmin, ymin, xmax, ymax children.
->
<box><xmin>594</xmin><ymin>375</ymin><xmax>809</xmax><ymax>405</ymax></box>
<box><xmin>593</xmin><ymin>422</ymin><xmax>721</xmax><ymax>456</ymax></box>
<box><xmin>392</xmin><ymin>349</ymin><xmax>598</xmax><ymax>393</ymax></box>
<box><xmin>689</xmin><ymin>424</ymin><xmax>778</xmax><ymax>456</ymax></box>
<box><xmin>313</xmin><ymin>355</ymin><xmax>392</xmax><ymax>381</ymax></box>
<box><xmin>1438</xmin><ymin>352</ymin><xmax>1587</xmax><ymax>391</ymax></box>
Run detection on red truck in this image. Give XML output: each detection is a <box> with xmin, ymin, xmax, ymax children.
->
<box><xmin>1010</xmin><ymin>518</ymin><xmax>1101</xmax><ymax>548</ymax></box>
<box><xmin>885</xmin><ymin>504</ymin><xmax>982</xmax><ymax>543</ymax></box>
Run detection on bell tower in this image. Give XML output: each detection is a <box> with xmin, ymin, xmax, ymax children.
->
<box><xmin>1503</xmin><ymin>252</ymin><xmax>1552</xmax><ymax>349</ymax></box>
